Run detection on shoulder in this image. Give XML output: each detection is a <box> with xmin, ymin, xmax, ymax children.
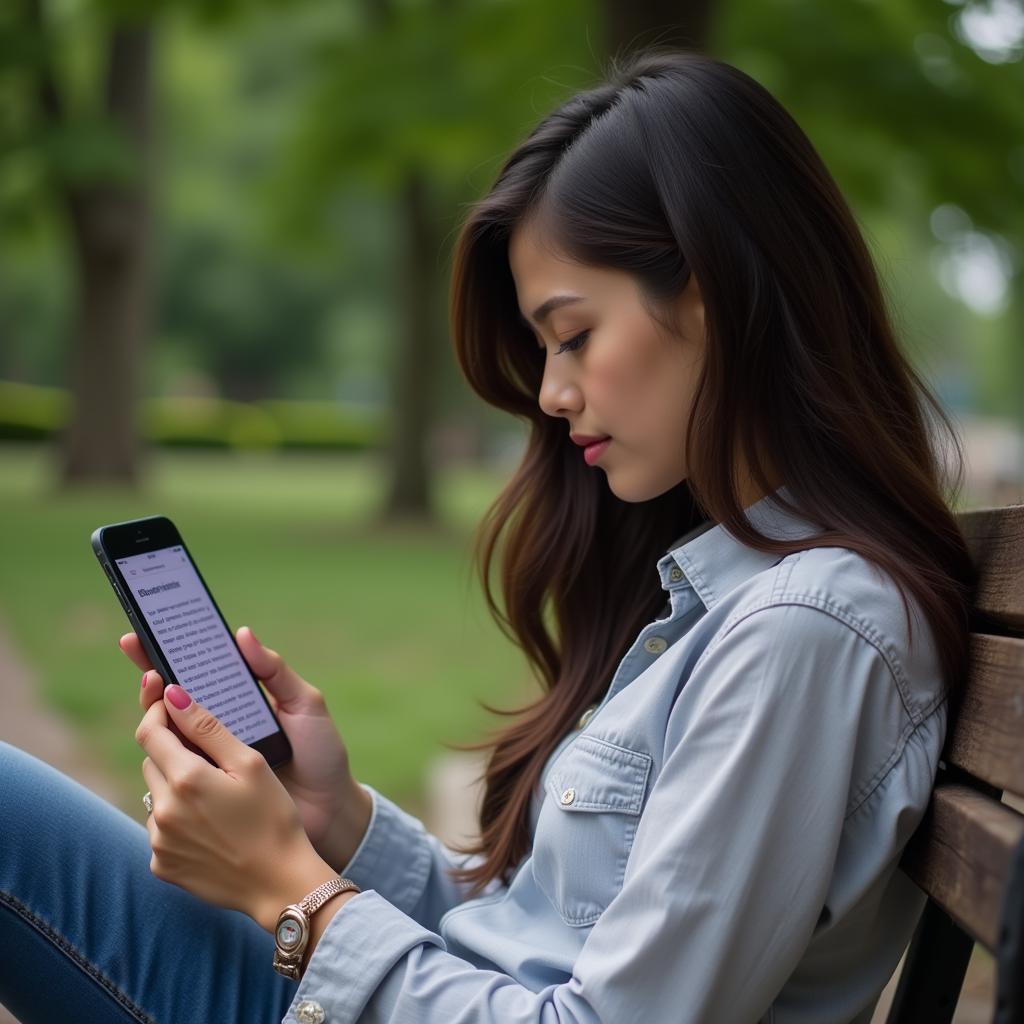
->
<box><xmin>675</xmin><ymin>547</ymin><xmax>947</xmax><ymax>821</ymax></box>
<box><xmin>711</xmin><ymin>546</ymin><xmax>944</xmax><ymax>724</ymax></box>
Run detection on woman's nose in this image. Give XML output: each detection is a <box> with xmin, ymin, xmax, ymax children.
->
<box><xmin>538</xmin><ymin>363</ymin><xmax>583</xmax><ymax>419</ymax></box>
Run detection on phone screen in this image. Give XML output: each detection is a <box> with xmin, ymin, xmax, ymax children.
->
<box><xmin>116</xmin><ymin>544</ymin><xmax>279</xmax><ymax>746</ymax></box>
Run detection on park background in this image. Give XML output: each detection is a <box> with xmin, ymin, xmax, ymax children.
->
<box><xmin>1</xmin><ymin>1</ymin><xmax>1022</xmax><ymax>1020</ymax></box>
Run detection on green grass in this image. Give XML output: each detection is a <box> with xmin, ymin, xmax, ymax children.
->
<box><xmin>0</xmin><ymin>444</ymin><xmax>535</xmax><ymax>816</ymax></box>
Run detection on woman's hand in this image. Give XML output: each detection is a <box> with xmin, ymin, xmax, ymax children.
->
<box><xmin>135</xmin><ymin>688</ymin><xmax>339</xmax><ymax>929</ymax></box>
<box><xmin>121</xmin><ymin>626</ymin><xmax>373</xmax><ymax>872</ymax></box>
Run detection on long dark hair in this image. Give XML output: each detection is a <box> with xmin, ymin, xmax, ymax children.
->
<box><xmin>444</xmin><ymin>48</ymin><xmax>976</xmax><ymax>898</ymax></box>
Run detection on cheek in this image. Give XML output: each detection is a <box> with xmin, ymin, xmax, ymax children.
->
<box><xmin>584</xmin><ymin>356</ymin><xmax>626</xmax><ymax>408</ymax></box>
<box><xmin>602</xmin><ymin>349</ymin><xmax>680</xmax><ymax>430</ymax></box>
<box><xmin>585</xmin><ymin>317</ymin><xmax>701</xmax><ymax>443</ymax></box>
<box><xmin>618</xmin><ymin>353</ymin><xmax>700</xmax><ymax>461</ymax></box>
<box><xmin>588</xmin><ymin>340</ymin><xmax>660</xmax><ymax>412</ymax></box>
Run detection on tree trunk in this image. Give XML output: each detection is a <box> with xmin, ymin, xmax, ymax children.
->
<box><xmin>382</xmin><ymin>166</ymin><xmax>440</xmax><ymax>522</ymax></box>
<box><xmin>605</xmin><ymin>0</ymin><xmax>716</xmax><ymax>56</ymax></box>
<box><xmin>59</xmin><ymin>23</ymin><xmax>153</xmax><ymax>485</ymax></box>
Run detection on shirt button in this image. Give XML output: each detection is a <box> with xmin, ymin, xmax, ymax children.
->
<box><xmin>669</xmin><ymin>566</ymin><xmax>684</xmax><ymax>582</ymax></box>
<box><xmin>295</xmin><ymin>1001</ymin><xmax>326</xmax><ymax>1024</ymax></box>
<box><xmin>644</xmin><ymin>636</ymin><xmax>668</xmax><ymax>654</ymax></box>
<box><xmin>576</xmin><ymin>706</ymin><xmax>597</xmax><ymax>729</ymax></box>
<box><xmin>560</xmin><ymin>787</ymin><xmax>576</xmax><ymax>805</ymax></box>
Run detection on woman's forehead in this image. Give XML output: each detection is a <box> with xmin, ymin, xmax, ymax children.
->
<box><xmin>509</xmin><ymin>226</ymin><xmax>631</xmax><ymax>319</ymax></box>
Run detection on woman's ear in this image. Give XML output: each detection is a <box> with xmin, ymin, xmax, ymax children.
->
<box><xmin>672</xmin><ymin>270</ymin><xmax>705</xmax><ymax>341</ymax></box>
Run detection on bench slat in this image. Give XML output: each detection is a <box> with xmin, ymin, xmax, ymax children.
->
<box><xmin>944</xmin><ymin>633</ymin><xmax>1024</xmax><ymax>798</ymax></box>
<box><xmin>900</xmin><ymin>783</ymin><xmax>1024</xmax><ymax>950</ymax></box>
<box><xmin>960</xmin><ymin>505</ymin><xmax>1024</xmax><ymax>631</ymax></box>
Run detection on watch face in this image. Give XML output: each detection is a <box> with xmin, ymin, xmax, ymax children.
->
<box><xmin>276</xmin><ymin>919</ymin><xmax>302</xmax><ymax>949</ymax></box>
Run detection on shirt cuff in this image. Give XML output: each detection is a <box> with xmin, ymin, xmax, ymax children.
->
<box><xmin>281</xmin><ymin>889</ymin><xmax>444</xmax><ymax>1024</ymax></box>
<box><xmin>337</xmin><ymin>784</ymin><xmax>432</xmax><ymax>917</ymax></box>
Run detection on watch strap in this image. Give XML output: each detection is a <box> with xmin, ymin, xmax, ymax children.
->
<box><xmin>299</xmin><ymin>876</ymin><xmax>361</xmax><ymax>916</ymax></box>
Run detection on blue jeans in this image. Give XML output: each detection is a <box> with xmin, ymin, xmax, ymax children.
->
<box><xmin>0</xmin><ymin>741</ymin><xmax>297</xmax><ymax>1023</ymax></box>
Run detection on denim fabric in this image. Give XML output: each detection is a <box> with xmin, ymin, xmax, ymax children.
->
<box><xmin>286</xmin><ymin>484</ymin><xmax>947</xmax><ymax>1023</ymax></box>
<box><xmin>0</xmin><ymin>742</ymin><xmax>298</xmax><ymax>1023</ymax></box>
<box><xmin>0</xmin><ymin>483</ymin><xmax>948</xmax><ymax>1024</ymax></box>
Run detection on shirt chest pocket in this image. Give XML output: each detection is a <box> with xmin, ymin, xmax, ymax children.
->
<box><xmin>531</xmin><ymin>734</ymin><xmax>653</xmax><ymax>927</ymax></box>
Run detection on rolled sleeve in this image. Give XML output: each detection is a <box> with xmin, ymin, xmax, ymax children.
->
<box><xmin>340</xmin><ymin>784</ymin><xmax>505</xmax><ymax>931</ymax></box>
<box><xmin>337</xmin><ymin>785</ymin><xmax>432</xmax><ymax>918</ymax></box>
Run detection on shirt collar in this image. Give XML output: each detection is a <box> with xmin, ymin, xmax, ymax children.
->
<box><xmin>657</xmin><ymin>484</ymin><xmax>825</xmax><ymax>612</ymax></box>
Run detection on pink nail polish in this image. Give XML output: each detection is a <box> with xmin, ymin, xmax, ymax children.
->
<box><xmin>165</xmin><ymin>685</ymin><xmax>192</xmax><ymax>710</ymax></box>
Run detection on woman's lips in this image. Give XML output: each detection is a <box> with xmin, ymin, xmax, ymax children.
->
<box><xmin>583</xmin><ymin>437</ymin><xmax>611</xmax><ymax>466</ymax></box>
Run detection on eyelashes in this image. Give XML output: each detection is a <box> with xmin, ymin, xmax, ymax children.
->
<box><xmin>555</xmin><ymin>330</ymin><xmax>590</xmax><ymax>355</ymax></box>
<box><xmin>532</xmin><ymin>329</ymin><xmax>591</xmax><ymax>356</ymax></box>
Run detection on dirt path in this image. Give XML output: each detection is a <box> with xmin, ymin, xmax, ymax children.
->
<box><xmin>0</xmin><ymin>618</ymin><xmax>135</xmax><ymax>814</ymax></box>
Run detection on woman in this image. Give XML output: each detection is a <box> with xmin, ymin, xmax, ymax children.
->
<box><xmin>0</xmin><ymin>48</ymin><xmax>975</xmax><ymax>1024</ymax></box>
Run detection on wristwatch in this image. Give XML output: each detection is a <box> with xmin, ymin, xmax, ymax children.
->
<box><xmin>273</xmin><ymin>876</ymin><xmax>362</xmax><ymax>980</ymax></box>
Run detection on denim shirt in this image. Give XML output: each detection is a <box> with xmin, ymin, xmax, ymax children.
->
<box><xmin>283</xmin><ymin>484</ymin><xmax>947</xmax><ymax>1024</ymax></box>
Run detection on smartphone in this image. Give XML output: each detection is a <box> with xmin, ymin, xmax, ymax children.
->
<box><xmin>91</xmin><ymin>515</ymin><xmax>293</xmax><ymax>771</ymax></box>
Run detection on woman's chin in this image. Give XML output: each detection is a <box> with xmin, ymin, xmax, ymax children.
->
<box><xmin>606</xmin><ymin>474</ymin><xmax>654</xmax><ymax>504</ymax></box>
<box><xmin>607</xmin><ymin>469</ymin><xmax>688</xmax><ymax>504</ymax></box>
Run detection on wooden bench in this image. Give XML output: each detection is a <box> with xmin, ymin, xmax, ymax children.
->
<box><xmin>887</xmin><ymin>503</ymin><xmax>1024</xmax><ymax>1024</ymax></box>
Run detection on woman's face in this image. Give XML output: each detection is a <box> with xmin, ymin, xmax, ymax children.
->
<box><xmin>508</xmin><ymin>220</ymin><xmax>706</xmax><ymax>503</ymax></box>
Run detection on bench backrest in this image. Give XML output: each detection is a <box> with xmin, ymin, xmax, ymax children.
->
<box><xmin>887</xmin><ymin>503</ymin><xmax>1024</xmax><ymax>1024</ymax></box>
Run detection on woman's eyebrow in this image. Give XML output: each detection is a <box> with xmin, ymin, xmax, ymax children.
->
<box><xmin>520</xmin><ymin>294</ymin><xmax>585</xmax><ymax>327</ymax></box>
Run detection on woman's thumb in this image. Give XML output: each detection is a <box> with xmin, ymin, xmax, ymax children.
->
<box><xmin>237</xmin><ymin>626</ymin><xmax>312</xmax><ymax>708</ymax></box>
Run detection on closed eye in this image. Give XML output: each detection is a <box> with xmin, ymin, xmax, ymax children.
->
<box><xmin>556</xmin><ymin>330</ymin><xmax>590</xmax><ymax>355</ymax></box>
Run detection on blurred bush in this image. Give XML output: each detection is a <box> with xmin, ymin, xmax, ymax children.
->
<box><xmin>0</xmin><ymin>380</ymin><xmax>384</xmax><ymax>452</ymax></box>
<box><xmin>259</xmin><ymin>398</ymin><xmax>384</xmax><ymax>451</ymax></box>
<box><xmin>0</xmin><ymin>380</ymin><xmax>69</xmax><ymax>441</ymax></box>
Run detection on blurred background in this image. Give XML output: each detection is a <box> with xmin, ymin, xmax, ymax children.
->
<box><xmin>0</xmin><ymin>1</ymin><xmax>1021</xmax><ymax>1018</ymax></box>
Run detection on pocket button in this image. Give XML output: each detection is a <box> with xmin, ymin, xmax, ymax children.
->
<box><xmin>560</xmin><ymin>787</ymin><xmax>576</xmax><ymax>806</ymax></box>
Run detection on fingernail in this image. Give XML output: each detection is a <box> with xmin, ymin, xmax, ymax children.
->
<box><xmin>165</xmin><ymin>685</ymin><xmax>192</xmax><ymax>710</ymax></box>
<box><xmin>141</xmin><ymin>673</ymin><xmax>147</xmax><ymax>688</ymax></box>
<box><xmin>248</xmin><ymin>627</ymin><xmax>261</xmax><ymax>646</ymax></box>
